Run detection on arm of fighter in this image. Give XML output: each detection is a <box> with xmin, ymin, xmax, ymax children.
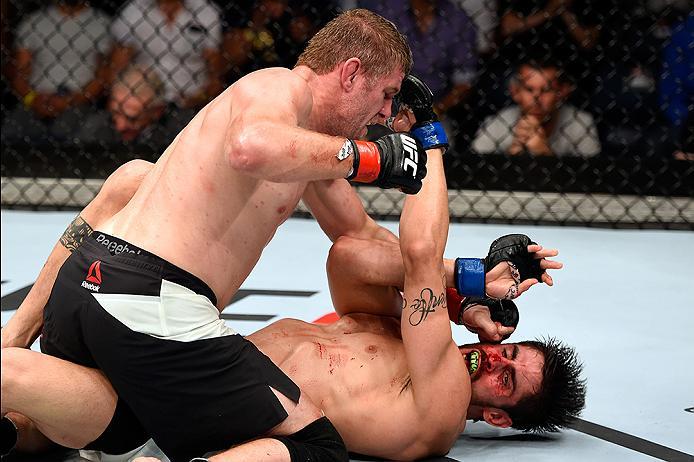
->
<box><xmin>397</xmin><ymin>146</ymin><xmax>465</xmax><ymax>457</ymax></box>
<box><xmin>327</xmin><ymin>237</ymin><xmax>523</xmax><ymax>342</ymax></box>
<box><xmin>302</xmin><ymin>101</ymin><xmax>428</xmax><ymax>243</ymax></box>
<box><xmin>0</xmin><ymin>160</ymin><xmax>152</xmax><ymax>349</ymax></box>
<box><xmin>302</xmin><ymin>179</ymin><xmax>399</xmax><ymax>244</ymax></box>
<box><xmin>225</xmin><ymin>69</ymin><xmax>426</xmax><ymax>192</ymax></box>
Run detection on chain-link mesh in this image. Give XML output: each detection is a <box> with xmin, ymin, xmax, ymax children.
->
<box><xmin>1</xmin><ymin>0</ymin><xmax>692</xmax><ymax>228</ymax></box>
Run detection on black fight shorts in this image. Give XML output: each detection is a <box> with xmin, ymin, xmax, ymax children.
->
<box><xmin>41</xmin><ymin>232</ymin><xmax>300</xmax><ymax>461</ymax></box>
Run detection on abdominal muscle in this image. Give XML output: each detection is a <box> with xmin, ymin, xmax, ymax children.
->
<box><xmin>248</xmin><ymin>316</ymin><xmax>413</xmax><ymax>451</ymax></box>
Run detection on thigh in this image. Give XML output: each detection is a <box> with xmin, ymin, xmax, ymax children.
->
<box><xmin>84</xmin><ymin>308</ymin><xmax>301</xmax><ymax>462</ymax></box>
<box><xmin>1</xmin><ymin>347</ymin><xmax>116</xmax><ymax>448</ymax></box>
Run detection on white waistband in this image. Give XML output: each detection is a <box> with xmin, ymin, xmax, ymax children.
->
<box><xmin>92</xmin><ymin>279</ymin><xmax>237</xmax><ymax>341</ymax></box>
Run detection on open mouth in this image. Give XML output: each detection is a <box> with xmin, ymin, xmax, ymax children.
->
<box><xmin>465</xmin><ymin>349</ymin><xmax>481</xmax><ymax>378</ymax></box>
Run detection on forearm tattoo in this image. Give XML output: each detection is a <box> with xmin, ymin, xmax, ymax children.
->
<box><xmin>408</xmin><ymin>288</ymin><xmax>446</xmax><ymax>326</ymax></box>
<box><xmin>59</xmin><ymin>216</ymin><xmax>94</xmax><ymax>252</ymax></box>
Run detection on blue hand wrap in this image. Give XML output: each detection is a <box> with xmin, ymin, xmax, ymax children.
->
<box><xmin>412</xmin><ymin>121</ymin><xmax>449</xmax><ymax>151</ymax></box>
<box><xmin>454</xmin><ymin>258</ymin><xmax>485</xmax><ymax>297</ymax></box>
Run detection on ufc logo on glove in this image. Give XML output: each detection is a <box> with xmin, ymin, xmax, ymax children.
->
<box><xmin>400</xmin><ymin>134</ymin><xmax>419</xmax><ymax>177</ymax></box>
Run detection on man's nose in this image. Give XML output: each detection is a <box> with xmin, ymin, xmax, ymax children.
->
<box><xmin>379</xmin><ymin>100</ymin><xmax>392</xmax><ymax>120</ymax></box>
<box><xmin>485</xmin><ymin>353</ymin><xmax>507</xmax><ymax>371</ymax></box>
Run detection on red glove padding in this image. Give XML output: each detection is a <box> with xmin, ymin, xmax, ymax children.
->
<box><xmin>447</xmin><ymin>287</ymin><xmax>467</xmax><ymax>325</ymax></box>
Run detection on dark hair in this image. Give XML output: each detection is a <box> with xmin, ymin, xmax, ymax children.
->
<box><xmin>514</xmin><ymin>57</ymin><xmax>573</xmax><ymax>85</ymax></box>
<box><xmin>507</xmin><ymin>337</ymin><xmax>586</xmax><ymax>432</ymax></box>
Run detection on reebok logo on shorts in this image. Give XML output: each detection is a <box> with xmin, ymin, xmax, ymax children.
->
<box><xmin>82</xmin><ymin>260</ymin><xmax>102</xmax><ymax>292</ymax></box>
<box><xmin>95</xmin><ymin>233</ymin><xmax>142</xmax><ymax>256</ymax></box>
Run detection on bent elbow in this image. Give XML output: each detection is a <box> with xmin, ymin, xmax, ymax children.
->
<box><xmin>401</xmin><ymin>239</ymin><xmax>440</xmax><ymax>273</ymax></box>
<box><xmin>227</xmin><ymin>124</ymin><xmax>268</xmax><ymax>173</ymax></box>
<box><xmin>327</xmin><ymin>236</ymin><xmax>354</xmax><ymax>270</ymax></box>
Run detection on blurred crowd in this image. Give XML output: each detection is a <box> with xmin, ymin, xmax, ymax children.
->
<box><xmin>0</xmin><ymin>0</ymin><xmax>691</xmax><ymax>159</ymax></box>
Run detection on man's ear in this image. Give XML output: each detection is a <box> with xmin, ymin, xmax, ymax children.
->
<box><xmin>509</xmin><ymin>79</ymin><xmax>520</xmax><ymax>104</ymax></box>
<box><xmin>482</xmin><ymin>408</ymin><xmax>512</xmax><ymax>428</ymax></box>
<box><xmin>340</xmin><ymin>58</ymin><xmax>362</xmax><ymax>92</ymax></box>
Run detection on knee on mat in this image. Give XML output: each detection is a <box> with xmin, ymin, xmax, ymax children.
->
<box><xmin>273</xmin><ymin>416</ymin><xmax>349</xmax><ymax>462</ymax></box>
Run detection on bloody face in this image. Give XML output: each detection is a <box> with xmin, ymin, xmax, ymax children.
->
<box><xmin>460</xmin><ymin>342</ymin><xmax>544</xmax><ymax>409</ymax></box>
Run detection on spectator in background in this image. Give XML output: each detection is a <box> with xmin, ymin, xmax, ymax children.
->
<box><xmin>659</xmin><ymin>14</ymin><xmax>693</xmax><ymax>140</ymax></box>
<box><xmin>77</xmin><ymin>65</ymin><xmax>195</xmax><ymax>149</ymax></box>
<box><xmin>362</xmin><ymin>0</ymin><xmax>477</xmax><ymax>118</ymax></box>
<box><xmin>222</xmin><ymin>0</ymin><xmax>333</xmax><ymax>83</ymax></box>
<box><xmin>109</xmin><ymin>0</ymin><xmax>224</xmax><ymax>109</ymax></box>
<box><xmin>455</xmin><ymin>0</ymin><xmax>498</xmax><ymax>56</ymax></box>
<box><xmin>675</xmin><ymin>111</ymin><xmax>693</xmax><ymax>161</ymax></box>
<box><xmin>497</xmin><ymin>0</ymin><xmax>605</xmax><ymax>91</ymax></box>
<box><xmin>472</xmin><ymin>59</ymin><xmax>600</xmax><ymax>157</ymax></box>
<box><xmin>2</xmin><ymin>0</ymin><xmax>111</xmax><ymax>144</ymax></box>
<box><xmin>582</xmin><ymin>3</ymin><xmax>676</xmax><ymax>158</ymax></box>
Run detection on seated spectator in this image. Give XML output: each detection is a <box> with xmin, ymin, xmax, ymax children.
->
<box><xmin>472</xmin><ymin>59</ymin><xmax>600</xmax><ymax>157</ymax></box>
<box><xmin>222</xmin><ymin>0</ymin><xmax>332</xmax><ymax>82</ymax></box>
<box><xmin>362</xmin><ymin>0</ymin><xmax>477</xmax><ymax>117</ymax></box>
<box><xmin>496</xmin><ymin>0</ymin><xmax>610</xmax><ymax>98</ymax></box>
<box><xmin>674</xmin><ymin>111</ymin><xmax>694</xmax><ymax>162</ymax></box>
<box><xmin>77</xmin><ymin>65</ymin><xmax>195</xmax><ymax>149</ymax></box>
<box><xmin>454</xmin><ymin>0</ymin><xmax>498</xmax><ymax>56</ymax></box>
<box><xmin>1</xmin><ymin>0</ymin><xmax>111</xmax><ymax>144</ymax></box>
<box><xmin>675</xmin><ymin>111</ymin><xmax>693</xmax><ymax>161</ymax></box>
<box><xmin>109</xmin><ymin>0</ymin><xmax>223</xmax><ymax>109</ymax></box>
<box><xmin>659</xmin><ymin>14</ymin><xmax>693</xmax><ymax>139</ymax></box>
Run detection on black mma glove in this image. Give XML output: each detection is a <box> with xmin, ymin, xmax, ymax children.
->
<box><xmin>446</xmin><ymin>289</ymin><xmax>519</xmax><ymax>341</ymax></box>
<box><xmin>453</xmin><ymin>234</ymin><xmax>545</xmax><ymax>297</ymax></box>
<box><xmin>365</xmin><ymin>123</ymin><xmax>394</xmax><ymax>141</ymax></box>
<box><xmin>344</xmin><ymin>132</ymin><xmax>427</xmax><ymax>194</ymax></box>
<box><xmin>395</xmin><ymin>74</ymin><xmax>449</xmax><ymax>152</ymax></box>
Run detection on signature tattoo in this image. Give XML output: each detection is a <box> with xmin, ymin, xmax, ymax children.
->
<box><xmin>59</xmin><ymin>216</ymin><xmax>94</xmax><ymax>252</ymax></box>
<box><xmin>408</xmin><ymin>288</ymin><xmax>446</xmax><ymax>326</ymax></box>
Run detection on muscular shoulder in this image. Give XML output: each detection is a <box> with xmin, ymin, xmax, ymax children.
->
<box><xmin>229</xmin><ymin>68</ymin><xmax>314</xmax><ymax>124</ymax></box>
<box><xmin>234</xmin><ymin>68</ymin><xmax>313</xmax><ymax>118</ymax></box>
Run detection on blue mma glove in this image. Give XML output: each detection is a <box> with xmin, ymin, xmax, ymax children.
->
<box><xmin>454</xmin><ymin>234</ymin><xmax>545</xmax><ymax>297</ymax></box>
<box><xmin>395</xmin><ymin>74</ymin><xmax>449</xmax><ymax>151</ymax></box>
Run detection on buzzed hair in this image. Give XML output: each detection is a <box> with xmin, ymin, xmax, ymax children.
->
<box><xmin>508</xmin><ymin>337</ymin><xmax>587</xmax><ymax>432</ymax></box>
<box><xmin>295</xmin><ymin>8</ymin><xmax>412</xmax><ymax>78</ymax></box>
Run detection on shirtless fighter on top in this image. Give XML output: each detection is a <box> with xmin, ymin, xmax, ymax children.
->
<box><xmin>3</xmin><ymin>8</ymin><xmax>428</xmax><ymax>462</ymax></box>
<box><xmin>1</xmin><ymin>12</ymin><xmax>562</xmax><ymax>462</ymax></box>
<box><xmin>2</xmin><ymin>103</ymin><xmax>581</xmax><ymax>461</ymax></box>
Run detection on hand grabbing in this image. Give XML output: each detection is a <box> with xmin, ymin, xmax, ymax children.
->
<box><xmin>485</xmin><ymin>243</ymin><xmax>562</xmax><ymax>299</ymax></box>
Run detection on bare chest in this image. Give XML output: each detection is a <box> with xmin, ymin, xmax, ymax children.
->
<box><xmin>255</xmin><ymin>318</ymin><xmax>409</xmax><ymax>410</ymax></box>
<box><xmin>105</xmin><ymin>149</ymin><xmax>305</xmax><ymax>306</ymax></box>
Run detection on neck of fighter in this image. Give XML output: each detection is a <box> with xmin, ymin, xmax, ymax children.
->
<box><xmin>293</xmin><ymin>65</ymin><xmax>339</xmax><ymax>133</ymax></box>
